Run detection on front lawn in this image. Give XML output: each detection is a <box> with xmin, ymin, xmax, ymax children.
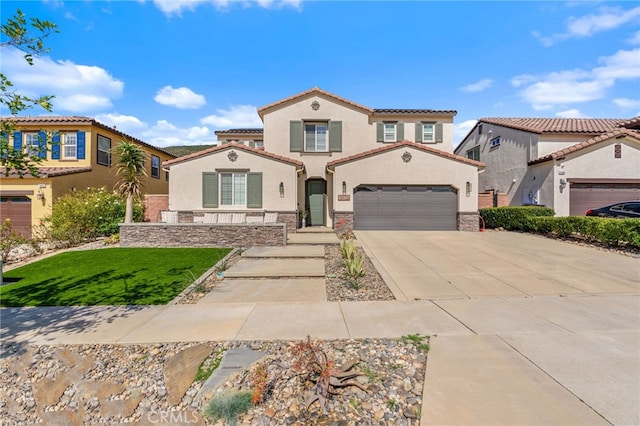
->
<box><xmin>0</xmin><ymin>248</ymin><xmax>231</xmax><ymax>306</ymax></box>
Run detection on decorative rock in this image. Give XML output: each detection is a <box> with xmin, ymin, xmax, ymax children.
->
<box><xmin>163</xmin><ymin>343</ymin><xmax>212</xmax><ymax>405</ymax></box>
<box><xmin>41</xmin><ymin>410</ymin><xmax>83</xmax><ymax>426</ymax></box>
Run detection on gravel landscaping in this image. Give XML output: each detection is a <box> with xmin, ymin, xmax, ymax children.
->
<box><xmin>0</xmin><ymin>338</ymin><xmax>427</xmax><ymax>425</ymax></box>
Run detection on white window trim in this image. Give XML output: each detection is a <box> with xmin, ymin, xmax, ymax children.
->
<box><xmin>422</xmin><ymin>123</ymin><xmax>435</xmax><ymax>143</ymax></box>
<box><xmin>490</xmin><ymin>136</ymin><xmax>501</xmax><ymax>148</ymax></box>
<box><xmin>383</xmin><ymin>123</ymin><xmax>397</xmax><ymax>142</ymax></box>
<box><xmin>62</xmin><ymin>133</ymin><xmax>77</xmax><ymax>159</ymax></box>
<box><xmin>24</xmin><ymin>133</ymin><xmax>40</xmax><ymax>156</ymax></box>
<box><xmin>220</xmin><ymin>172</ymin><xmax>247</xmax><ymax>207</ymax></box>
<box><xmin>304</xmin><ymin>122</ymin><xmax>329</xmax><ymax>152</ymax></box>
<box><xmin>97</xmin><ymin>135</ymin><xmax>111</xmax><ymax>166</ymax></box>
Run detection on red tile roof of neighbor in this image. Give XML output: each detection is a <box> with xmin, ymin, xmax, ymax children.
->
<box><xmin>373</xmin><ymin>109</ymin><xmax>457</xmax><ymax>115</ymax></box>
<box><xmin>326</xmin><ymin>141</ymin><xmax>485</xmax><ymax>169</ymax></box>
<box><xmin>479</xmin><ymin>117</ymin><xmax>625</xmax><ymax>134</ymax></box>
<box><xmin>163</xmin><ymin>141</ymin><xmax>305</xmax><ymax>167</ymax></box>
<box><xmin>214</xmin><ymin>128</ymin><xmax>264</xmax><ymax>135</ymax></box>
<box><xmin>618</xmin><ymin>116</ymin><xmax>640</xmax><ymax>129</ymax></box>
<box><xmin>3</xmin><ymin>116</ymin><xmax>176</xmax><ymax>158</ymax></box>
<box><xmin>257</xmin><ymin>87</ymin><xmax>374</xmax><ymax>118</ymax></box>
<box><xmin>528</xmin><ymin>129</ymin><xmax>640</xmax><ymax>165</ymax></box>
<box><xmin>1</xmin><ymin>166</ymin><xmax>92</xmax><ymax>178</ymax></box>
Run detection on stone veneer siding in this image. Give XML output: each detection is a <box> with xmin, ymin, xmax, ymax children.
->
<box><xmin>457</xmin><ymin>212</ymin><xmax>479</xmax><ymax>232</ymax></box>
<box><xmin>333</xmin><ymin>212</ymin><xmax>354</xmax><ymax>233</ymax></box>
<box><xmin>119</xmin><ymin>223</ymin><xmax>287</xmax><ymax>248</ymax></box>
<box><xmin>173</xmin><ymin>211</ymin><xmax>297</xmax><ymax>235</ymax></box>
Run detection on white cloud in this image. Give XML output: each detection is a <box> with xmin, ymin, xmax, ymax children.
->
<box><xmin>555</xmin><ymin>109</ymin><xmax>588</xmax><ymax>118</ymax></box>
<box><xmin>613</xmin><ymin>98</ymin><xmax>640</xmax><ymax>110</ymax></box>
<box><xmin>152</xmin><ymin>0</ymin><xmax>301</xmax><ymax>16</ymax></box>
<box><xmin>95</xmin><ymin>113</ymin><xmax>148</xmax><ymax>133</ymax></box>
<box><xmin>2</xmin><ymin>49</ymin><xmax>123</xmax><ymax>113</ymax></box>
<box><xmin>454</xmin><ymin>120</ymin><xmax>477</xmax><ymax>144</ymax></box>
<box><xmin>514</xmin><ymin>48</ymin><xmax>638</xmax><ymax>110</ymax></box>
<box><xmin>534</xmin><ymin>6</ymin><xmax>640</xmax><ymax>46</ymax></box>
<box><xmin>200</xmin><ymin>105</ymin><xmax>262</xmax><ymax>128</ymax></box>
<box><xmin>154</xmin><ymin>85</ymin><xmax>206</xmax><ymax>109</ymax></box>
<box><xmin>460</xmin><ymin>79</ymin><xmax>494</xmax><ymax>93</ymax></box>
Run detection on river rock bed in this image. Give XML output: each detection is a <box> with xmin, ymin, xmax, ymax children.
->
<box><xmin>0</xmin><ymin>338</ymin><xmax>427</xmax><ymax>425</ymax></box>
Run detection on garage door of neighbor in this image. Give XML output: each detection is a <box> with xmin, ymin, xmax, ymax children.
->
<box><xmin>354</xmin><ymin>185</ymin><xmax>457</xmax><ymax>230</ymax></box>
<box><xmin>570</xmin><ymin>181</ymin><xmax>640</xmax><ymax>216</ymax></box>
<box><xmin>0</xmin><ymin>196</ymin><xmax>32</xmax><ymax>238</ymax></box>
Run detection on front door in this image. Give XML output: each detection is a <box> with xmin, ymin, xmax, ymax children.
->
<box><xmin>306</xmin><ymin>179</ymin><xmax>326</xmax><ymax>226</ymax></box>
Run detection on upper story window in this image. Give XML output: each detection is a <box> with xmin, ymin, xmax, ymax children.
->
<box><xmin>467</xmin><ymin>146</ymin><xmax>480</xmax><ymax>161</ymax></box>
<box><xmin>253</xmin><ymin>140</ymin><xmax>264</xmax><ymax>149</ymax></box>
<box><xmin>220</xmin><ymin>172</ymin><xmax>246</xmax><ymax>206</ymax></box>
<box><xmin>422</xmin><ymin>123</ymin><xmax>435</xmax><ymax>143</ymax></box>
<box><xmin>151</xmin><ymin>155</ymin><xmax>160</xmax><ymax>179</ymax></box>
<box><xmin>383</xmin><ymin>124</ymin><xmax>396</xmax><ymax>142</ymax></box>
<box><xmin>305</xmin><ymin>123</ymin><xmax>328</xmax><ymax>152</ymax></box>
<box><xmin>490</xmin><ymin>136</ymin><xmax>501</xmax><ymax>148</ymax></box>
<box><xmin>97</xmin><ymin>135</ymin><xmax>111</xmax><ymax>166</ymax></box>
<box><xmin>24</xmin><ymin>133</ymin><xmax>40</xmax><ymax>156</ymax></box>
<box><xmin>62</xmin><ymin>132</ymin><xmax>77</xmax><ymax>159</ymax></box>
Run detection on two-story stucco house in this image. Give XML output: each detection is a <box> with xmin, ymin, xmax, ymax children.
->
<box><xmin>1</xmin><ymin>116</ymin><xmax>175</xmax><ymax>237</ymax></box>
<box><xmin>164</xmin><ymin>87</ymin><xmax>484</xmax><ymax>232</ymax></box>
<box><xmin>455</xmin><ymin>117</ymin><xmax>640</xmax><ymax>216</ymax></box>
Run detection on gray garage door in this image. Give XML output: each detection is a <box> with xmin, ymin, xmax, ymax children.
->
<box><xmin>354</xmin><ymin>185</ymin><xmax>457</xmax><ymax>230</ymax></box>
<box><xmin>570</xmin><ymin>181</ymin><xmax>640</xmax><ymax>216</ymax></box>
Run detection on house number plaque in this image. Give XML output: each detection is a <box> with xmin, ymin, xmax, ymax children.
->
<box><xmin>338</xmin><ymin>195</ymin><xmax>350</xmax><ymax>201</ymax></box>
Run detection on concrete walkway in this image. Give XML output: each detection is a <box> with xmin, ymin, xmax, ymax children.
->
<box><xmin>1</xmin><ymin>230</ymin><xmax>638</xmax><ymax>425</ymax></box>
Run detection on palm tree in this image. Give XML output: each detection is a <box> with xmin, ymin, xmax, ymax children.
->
<box><xmin>115</xmin><ymin>140</ymin><xmax>147</xmax><ymax>223</ymax></box>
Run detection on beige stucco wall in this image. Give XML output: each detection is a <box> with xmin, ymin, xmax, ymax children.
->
<box><xmin>370</xmin><ymin>113</ymin><xmax>456</xmax><ymax>152</ymax></box>
<box><xmin>331</xmin><ymin>146</ymin><xmax>480</xmax><ymax>213</ymax></box>
<box><xmin>537</xmin><ymin>135</ymin><xmax>598</xmax><ymax>157</ymax></box>
<box><xmin>553</xmin><ymin>138</ymin><xmax>640</xmax><ymax>216</ymax></box>
<box><xmin>168</xmin><ymin>147</ymin><xmax>299</xmax><ymax>212</ymax></box>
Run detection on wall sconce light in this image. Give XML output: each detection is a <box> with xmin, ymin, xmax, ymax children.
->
<box><xmin>36</xmin><ymin>193</ymin><xmax>45</xmax><ymax>200</ymax></box>
<box><xmin>279</xmin><ymin>182</ymin><xmax>284</xmax><ymax>197</ymax></box>
<box><xmin>342</xmin><ymin>181</ymin><xmax>347</xmax><ymax>195</ymax></box>
<box><xmin>466</xmin><ymin>181</ymin><xmax>472</xmax><ymax>196</ymax></box>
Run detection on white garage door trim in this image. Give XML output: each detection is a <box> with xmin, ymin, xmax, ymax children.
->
<box><xmin>569</xmin><ymin>180</ymin><xmax>640</xmax><ymax>216</ymax></box>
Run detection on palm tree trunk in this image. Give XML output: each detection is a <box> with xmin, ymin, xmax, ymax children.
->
<box><xmin>125</xmin><ymin>195</ymin><xmax>134</xmax><ymax>223</ymax></box>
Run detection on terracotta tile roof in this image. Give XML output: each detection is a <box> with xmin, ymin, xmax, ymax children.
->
<box><xmin>327</xmin><ymin>141</ymin><xmax>484</xmax><ymax>169</ymax></box>
<box><xmin>479</xmin><ymin>117</ymin><xmax>624</xmax><ymax>134</ymax></box>
<box><xmin>257</xmin><ymin>87</ymin><xmax>374</xmax><ymax>118</ymax></box>
<box><xmin>3</xmin><ymin>116</ymin><xmax>176</xmax><ymax>158</ymax></box>
<box><xmin>163</xmin><ymin>141</ymin><xmax>304</xmax><ymax>168</ymax></box>
<box><xmin>1</xmin><ymin>165</ymin><xmax>92</xmax><ymax>178</ymax></box>
<box><xmin>529</xmin><ymin>129</ymin><xmax>640</xmax><ymax>165</ymax></box>
<box><xmin>373</xmin><ymin>109</ymin><xmax>457</xmax><ymax>115</ymax></box>
<box><xmin>617</xmin><ymin>116</ymin><xmax>640</xmax><ymax>129</ymax></box>
<box><xmin>214</xmin><ymin>128</ymin><xmax>264</xmax><ymax>135</ymax></box>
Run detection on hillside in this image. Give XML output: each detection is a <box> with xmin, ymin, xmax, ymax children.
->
<box><xmin>163</xmin><ymin>144</ymin><xmax>215</xmax><ymax>158</ymax></box>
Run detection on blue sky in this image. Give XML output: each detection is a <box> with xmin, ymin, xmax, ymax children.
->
<box><xmin>2</xmin><ymin>1</ymin><xmax>639</xmax><ymax>147</ymax></box>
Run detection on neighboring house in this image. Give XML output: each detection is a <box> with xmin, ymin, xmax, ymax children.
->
<box><xmin>1</xmin><ymin>116</ymin><xmax>175</xmax><ymax>237</ymax></box>
<box><xmin>164</xmin><ymin>87</ymin><xmax>484</xmax><ymax>232</ymax></box>
<box><xmin>455</xmin><ymin>117</ymin><xmax>640</xmax><ymax>216</ymax></box>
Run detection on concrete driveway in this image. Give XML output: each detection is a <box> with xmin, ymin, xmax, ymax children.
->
<box><xmin>356</xmin><ymin>230</ymin><xmax>640</xmax><ymax>425</ymax></box>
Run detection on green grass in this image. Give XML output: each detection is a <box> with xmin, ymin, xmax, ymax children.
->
<box><xmin>0</xmin><ymin>248</ymin><xmax>230</xmax><ymax>307</ymax></box>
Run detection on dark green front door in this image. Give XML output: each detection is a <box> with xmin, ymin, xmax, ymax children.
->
<box><xmin>306</xmin><ymin>179</ymin><xmax>326</xmax><ymax>226</ymax></box>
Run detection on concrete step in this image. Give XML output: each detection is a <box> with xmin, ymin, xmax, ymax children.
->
<box><xmin>198</xmin><ymin>278</ymin><xmax>326</xmax><ymax>303</ymax></box>
<box><xmin>287</xmin><ymin>233</ymin><xmax>340</xmax><ymax>245</ymax></box>
<box><xmin>223</xmin><ymin>258</ymin><xmax>325</xmax><ymax>278</ymax></box>
<box><xmin>243</xmin><ymin>245</ymin><xmax>325</xmax><ymax>258</ymax></box>
<box><xmin>297</xmin><ymin>226</ymin><xmax>335</xmax><ymax>233</ymax></box>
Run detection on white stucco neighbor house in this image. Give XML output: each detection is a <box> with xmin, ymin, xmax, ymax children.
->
<box><xmin>454</xmin><ymin>117</ymin><xmax>640</xmax><ymax>216</ymax></box>
<box><xmin>163</xmin><ymin>87</ymin><xmax>485</xmax><ymax>232</ymax></box>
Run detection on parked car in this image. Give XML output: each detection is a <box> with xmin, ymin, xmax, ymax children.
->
<box><xmin>585</xmin><ymin>201</ymin><xmax>640</xmax><ymax>218</ymax></box>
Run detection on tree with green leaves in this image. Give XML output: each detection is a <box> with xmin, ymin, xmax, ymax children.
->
<box><xmin>1</xmin><ymin>9</ymin><xmax>58</xmax><ymax>177</ymax></box>
<box><xmin>115</xmin><ymin>140</ymin><xmax>147</xmax><ymax>223</ymax></box>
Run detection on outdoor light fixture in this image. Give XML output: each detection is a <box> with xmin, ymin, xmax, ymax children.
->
<box><xmin>279</xmin><ymin>182</ymin><xmax>284</xmax><ymax>197</ymax></box>
<box><xmin>466</xmin><ymin>181</ymin><xmax>472</xmax><ymax>196</ymax></box>
<box><xmin>342</xmin><ymin>181</ymin><xmax>347</xmax><ymax>195</ymax></box>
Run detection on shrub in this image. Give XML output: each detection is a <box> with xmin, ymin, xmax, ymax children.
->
<box><xmin>344</xmin><ymin>254</ymin><xmax>365</xmax><ymax>290</ymax></box>
<box><xmin>480</xmin><ymin>206</ymin><xmax>555</xmax><ymax>231</ymax></box>
<box><xmin>202</xmin><ymin>390</ymin><xmax>252</xmax><ymax>426</ymax></box>
<box><xmin>340</xmin><ymin>238</ymin><xmax>356</xmax><ymax>261</ymax></box>
<box><xmin>48</xmin><ymin>187</ymin><xmax>144</xmax><ymax>246</ymax></box>
<box><xmin>527</xmin><ymin>216</ymin><xmax>640</xmax><ymax>248</ymax></box>
<box><xmin>0</xmin><ymin>219</ymin><xmax>26</xmax><ymax>263</ymax></box>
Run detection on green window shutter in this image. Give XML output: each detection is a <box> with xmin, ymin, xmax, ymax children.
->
<box><xmin>246</xmin><ymin>172</ymin><xmax>263</xmax><ymax>208</ymax></box>
<box><xmin>397</xmin><ymin>123</ymin><xmax>404</xmax><ymax>141</ymax></box>
<box><xmin>435</xmin><ymin>123</ymin><xmax>443</xmax><ymax>143</ymax></box>
<box><xmin>376</xmin><ymin>123</ymin><xmax>384</xmax><ymax>142</ymax></box>
<box><xmin>202</xmin><ymin>172</ymin><xmax>218</xmax><ymax>208</ymax></box>
<box><xmin>290</xmin><ymin>121</ymin><xmax>303</xmax><ymax>152</ymax></box>
<box><xmin>329</xmin><ymin>121</ymin><xmax>342</xmax><ymax>152</ymax></box>
<box><xmin>415</xmin><ymin>123</ymin><xmax>423</xmax><ymax>142</ymax></box>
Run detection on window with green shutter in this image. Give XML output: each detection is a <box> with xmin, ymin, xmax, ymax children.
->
<box><xmin>290</xmin><ymin>121</ymin><xmax>303</xmax><ymax>152</ymax></box>
<box><xmin>329</xmin><ymin>121</ymin><xmax>342</xmax><ymax>152</ymax></box>
<box><xmin>202</xmin><ymin>172</ymin><xmax>218</xmax><ymax>208</ymax></box>
<box><xmin>247</xmin><ymin>172</ymin><xmax>263</xmax><ymax>208</ymax></box>
<box><xmin>435</xmin><ymin>123</ymin><xmax>443</xmax><ymax>143</ymax></box>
